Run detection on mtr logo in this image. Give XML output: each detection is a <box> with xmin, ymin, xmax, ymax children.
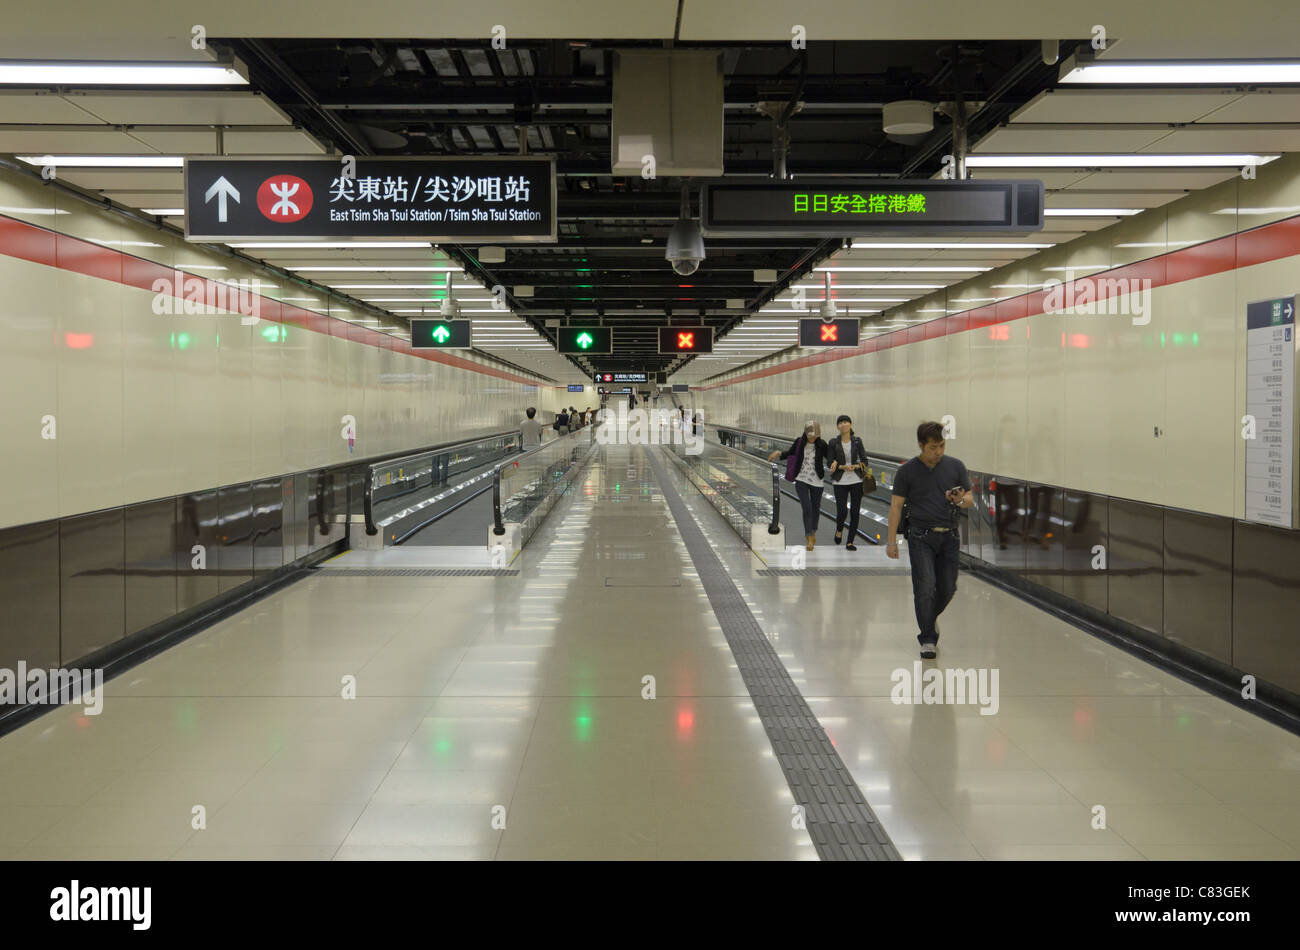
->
<box><xmin>256</xmin><ymin>175</ymin><xmax>313</xmax><ymax>223</ymax></box>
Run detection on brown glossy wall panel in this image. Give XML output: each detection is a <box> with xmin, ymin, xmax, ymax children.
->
<box><xmin>176</xmin><ymin>490</ymin><xmax>220</xmax><ymax>612</ymax></box>
<box><xmin>1107</xmin><ymin>499</ymin><xmax>1165</xmax><ymax>636</ymax></box>
<box><xmin>0</xmin><ymin>519</ymin><xmax>60</xmax><ymax>670</ymax></box>
<box><xmin>984</xmin><ymin>478</ymin><xmax>1028</xmax><ymax>575</ymax></box>
<box><xmin>252</xmin><ymin>478</ymin><xmax>284</xmax><ymax>575</ymax></box>
<box><xmin>218</xmin><ymin>484</ymin><xmax>254</xmax><ymax>593</ymax></box>
<box><xmin>1023</xmin><ymin>486</ymin><xmax>1065</xmax><ymax>593</ymax></box>
<box><xmin>965</xmin><ymin>472</ymin><xmax>991</xmax><ymax>559</ymax></box>
<box><xmin>1232</xmin><ymin>521</ymin><xmax>1300</xmax><ymax>695</ymax></box>
<box><xmin>59</xmin><ymin>508</ymin><xmax>125</xmax><ymax>663</ymax></box>
<box><xmin>124</xmin><ymin>498</ymin><xmax>177</xmax><ymax>635</ymax></box>
<box><xmin>1062</xmin><ymin>491</ymin><xmax>1108</xmax><ymax>612</ymax></box>
<box><xmin>1164</xmin><ymin>509</ymin><xmax>1233</xmax><ymax>664</ymax></box>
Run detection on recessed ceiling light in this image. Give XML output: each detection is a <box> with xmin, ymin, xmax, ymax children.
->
<box><xmin>1059</xmin><ymin>59</ymin><xmax>1300</xmax><ymax>84</ymax></box>
<box><xmin>1044</xmin><ymin>208</ymin><xmax>1141</xmax><ymax>217</ymax></box>
<box><xmin>287</xmin><ymin>266</ymin><xmax>461</xmax><ymax>272</ymax></box>
<box><xmin>850</xmin><ymin>242</ymin><xmax>1054</xmax><ymax>250</ymax></box>
<box><xmin>815</xmin><ymin>265</ymin><xmax>991</xmax><ymax>273</ymax></box>
<box><xmin>0</xmin><ymin>61</ymin><xmax>248</xmax><ymax>85</ymax></box>
<box><xmin>966</xmin><ymin>154</ymin><xmax>1279</xmax><ymax>168</ymax></box>
<box><xmin>228</xmin><ymin>241</ymin><xmax>433</xmax><ymax>249</ymax></box>
<box><xmin>17</xmin><ymin>155</ymin><xmax>183</xmax><ymax>167</ymax></box>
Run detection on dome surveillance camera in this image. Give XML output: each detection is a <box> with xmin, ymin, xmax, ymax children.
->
<box><xmin>666</xmin><ymin>184</ymin><xmax>705</xmax><ymax>277</ymax></box>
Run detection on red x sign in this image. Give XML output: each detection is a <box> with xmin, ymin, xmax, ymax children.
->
<box><xmin>820</xmin><ymin>324</ymin><xmax>838</xmax><ymax>342</ymax></box>
<box><xmin>677</xmin><ymin>332</ymin><xmax>695</xmax><ymax>349</ymax></box>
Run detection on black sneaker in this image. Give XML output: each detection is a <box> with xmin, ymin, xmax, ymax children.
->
<box><xmin>920</xmin><ymin>642</ymin><xmax>938</xmax><ymax>659</ymax></box>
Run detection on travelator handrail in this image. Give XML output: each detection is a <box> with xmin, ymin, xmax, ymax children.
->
<box><xmin>705</xmin><ymin>421</ymin><xmax>908</xmax><ymax>465</ymax></box>
<box><xmin>363</xmin><ymin>427</ymin><xmax>524</xmax><ymax>538</ymax></box>
<box><xmin>491</xmin><ymin>425</ymin><xmax>596</xmax><ymax>542</ymax></box>
<box><xmin>679</xmin><ymin>429</ymin><xmax>784</xmax><ymax>536</ymax></box>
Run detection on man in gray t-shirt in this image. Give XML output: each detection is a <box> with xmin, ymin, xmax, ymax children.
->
<box><xmin>886</xmin><ymin>421</ymin><xmax>972</xmax><ymax>659</ymax></box>
<box><xmin>520</xmin><ymin>407</ymin><xmax>543</xmax><ymax>450</ymax></box>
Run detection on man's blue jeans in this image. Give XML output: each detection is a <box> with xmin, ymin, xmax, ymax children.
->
<box><xmin>907</xmin><ymin>527</ymin><xmax>960</xmax><ymax>644</ymax></box>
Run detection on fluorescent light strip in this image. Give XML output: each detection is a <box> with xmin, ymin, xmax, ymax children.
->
<box><xmin>793</xmin><ymin>283</ymin><xmax>945</xmax><ymax>290</ymax></box>
<box><xmin>228</xmin><ymin>241</ymin><xmax>433</xmax><ymax>249</ymax></box>
<box><xmin>1044</xmin><ymin>208</ymin><xmax>1141</xmax><ymax>217</ymax></box>
<box><xmin>0</xmin><ymin>62</ymin><xmax>248</xmax><ymax>85</ymax></box>
<box><xmin>966</xmin><ymin>154</ymin><xmax>1279</xmax><ymax>168</ymax></box>
<box><xmin>141</xmin><ymin>208</ymin><xmax>184</xmax><ymax>216</ymax></box>
<box><xmin>289</xmin><ymin>265</ymin><xmax>460</xmax><ymax>272</ymax></box>
<box><xmin>17</xmin><ymin>155</ymin><xmax>183</xmax><ymax>168</ymax></box>
<box><xmin>1060</xmin><ymin>61</ymin><xmax>1300</xmax><ymax>84</ymax></box>
<box><xmin>815</xmin><ymin>265</ymin><xmax>991</xmax><ymax>273</ymax></box>
<box><xmin>331</xmin><ymin>284</ymin><xmax>454</xmax><ymax>290</ymax></box>
<box><xmin>850</xmin><ymin>242</ymin><xmax>1054</xmax><ymax>250</ymax></box>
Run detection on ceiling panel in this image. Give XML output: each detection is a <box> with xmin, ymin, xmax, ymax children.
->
<box><xmin>974</xmin><ymin>125</ymin><xmax>1172</xmax><ymax>153</ymax></box>
<box><xmin>125</xmin><ymin>128</ymin><xmax>326</xmax><ymax>154</ymax></box>
<box><xmin>1140</xmin><ymin>126</ymin><xmax>1300</xmax><ymax>153</ymax></box>
<box><xmin>1197</xmin><ymin>90</ymin><xmax>1300</xmax><ymax>123</ymax></box>
<box><xmin>100</xmin><ymin>191</ymin><xmax>184</xmax><ymax>207</ymax></box>
<box><xmin>65</xmin><ymin>91</ymin><xmax>293</xmax><ymax>126</ymax></box>
<box><xmin>1010</xmin><ymin>88</ymin><xmax>1242</xmax><ymax>124</ymax></box>
<box><xmin>0</xmin><ymin>90</ymin><xmax>102</xmax><ymax>123</ymax></box>
<box><xmin>1064</xmin><ymin>169</ymin><xmax>1240</xmax><ymax>191</ymax></box>
<box><xmin>54</xmin><ymin>169</ymin><xmax>183</xmax><ymax>191</ymax></box>
<box><xmin>1045</xmin><ymin>190</ymin><xmax>1187</xmax><ymax>208</ymax></box>
<box><xmin>0</xmin><ymin>130</ymin><xmax>157</xmax><ymax>152</ymax></box>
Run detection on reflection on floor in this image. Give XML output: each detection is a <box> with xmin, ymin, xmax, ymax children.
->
<box><xmin>1</xmin><ymin>441</ymin><xmax>1297</xmax><ymax>860</ymax></box>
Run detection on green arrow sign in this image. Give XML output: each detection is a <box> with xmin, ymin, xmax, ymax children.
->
<box><xmin>431</xmin><ymin>324</ymin><xmax>451</xmax><ymax>343</ymax></box>
<box><xmin>576</xmin><ymin>332</ymin><xmax>594</xmax><ymax>349</ymax></box>
<box><xmin>410</xmin><ymin>318</ymin><xmax>470</xmax><ymax>349</ymax></box>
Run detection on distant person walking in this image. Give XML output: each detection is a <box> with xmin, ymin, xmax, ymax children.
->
<box><xmin>769</xmin><ymin>421</ymin><xmax>829</xmax><ymax>552</ymax></box>
<box><xmin>521</xmin><ymin>406</ymin><xmax>543</xmax><ymax>450</ymax></box>
<box><xmin>555</xmin><ymin>408</ymin><xmax>569</xmax><ymax>435</ymax></box>
<box><xmin>827</xmin><ymin>414</ymin><xmax>870</xmax><ymax>551</ymax></box>
<box><xmin>886</xmin><ymin>421</ymin><xmax>972</xmax><ymax>659</ymax></box>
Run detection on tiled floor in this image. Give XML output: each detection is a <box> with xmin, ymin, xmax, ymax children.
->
<box><xmin>0</xmin><ymin>443</ymin><xmax>813</xmax><ymax>861</ymax></box>
<box><xmin>670</xmin><ymin>454</ymin><xmax>1300</xmax><ymax>861</ymax></box>
<box><xmin>1</xmin><ymin>438</ymin><xmax>1297</xmax><ymax>860</ymax></box>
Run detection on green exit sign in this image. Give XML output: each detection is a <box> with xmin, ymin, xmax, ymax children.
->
<box><xmin>557</xmin><ymin>326</ymin><xmax>612</xmax><ymax>354</ymax></box>
<box><xmin>410</xmin><ymin>318</ymin><xmax>471</xmax><ymax>349</ymax></box>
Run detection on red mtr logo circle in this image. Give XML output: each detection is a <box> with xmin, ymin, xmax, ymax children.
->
<box><xmin>256</xmin><ymin>175</ymin><xmax>313</xmax><ymax>223</ymax></box>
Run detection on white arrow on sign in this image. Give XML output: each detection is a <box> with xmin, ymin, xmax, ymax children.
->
<box><xmin>1287</xmin><ymin>302</ymin><xmax>1294</xmax><ymax>319</ymax></box>
<box><xmin>204</xmin><ymin>176</ymin><xmax>240</xmax><ymax>223</ymax></box>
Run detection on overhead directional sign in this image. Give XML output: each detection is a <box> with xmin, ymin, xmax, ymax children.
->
<box><xmin>595</xmin><ymin>372</ymin><xmax>647</xmax><ymax>384</ymax></box>
<box><xmin>800</xmin><ymin>318</ymin><xmax>860</xmax><ymax>348</ymax></box>
<box><xmin>184</xmin><ymin>156</ymin><xmax>556</xmax><ymax>242</ymax></box>
<box><xmin>700</xmin><ymin>179</ymin><xmax>1044</xmax><ymax>236</ymax></box>
<box><xmin>410</xmin><ymin>319</ymin><xmax>471</xmax><ymax>349</ymax></box>
<box><xmin>658</xmin><ymin>326</ymin><xmax>714</xmax><ymax>354</ymax></box>
<box><xmin>557</xmin><ymin>326</ymin><xmax>612</xmax><ymax>354</ymax></box>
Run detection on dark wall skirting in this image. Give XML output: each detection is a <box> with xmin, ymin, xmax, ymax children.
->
<box><xmin>0</xmin><ymin>464</ymin><xmax>360</xmax><ymax>738</ymax></box>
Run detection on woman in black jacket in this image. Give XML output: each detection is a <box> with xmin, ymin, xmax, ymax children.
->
<box><xmin>827</xmin><ymin>414</ymin><xmax>870</xmax><ymax>550</ymax></box>
<box><xmin>768</xmin><ymin>421</ymin><xmax>829</xmax><ymax>551</ymax></box>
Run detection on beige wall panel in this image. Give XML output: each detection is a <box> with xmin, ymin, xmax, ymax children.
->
<box><xmin>0</xmin><ymin>256</ymin><xmax>60</xmax><ymax>527</ymax></box>
<box><xmin>121</xmin><ymin>283</ymin><xmax>177</xmax><ymax>501</ymax></box>
<box><xmin>1026</xmin><ymin>311</ymin><xmax>1067</xmax><ymax>487</ymax></box>
<box><xmin>56</xmin><ymin>273</ymin><xmax>124</xmax><ymax>516</ymax></box>
<box><xmin>1161</xmin><ymin>273</ymin><xmax>1237</xmax><ymax>516</ymax></box>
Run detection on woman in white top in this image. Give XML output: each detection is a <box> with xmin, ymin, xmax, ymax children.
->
<box><xmin>768</xmin><ymin>421</ymin><xmax>829</xmax><ymax>551</ymax></box>
<box><xmin>828</xmin><ymin>414</ymin><xmax>870</xmax><ymax>551</ymax></box>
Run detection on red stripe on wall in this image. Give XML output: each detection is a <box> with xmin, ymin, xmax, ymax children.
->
<box><xmin>0</xmin><ymin>213</ymin><xmax>546</xmax><ymax>388</ymax></box>
<box><xmin>696</xmin><ymin>213</ymin><xmax>1300</xmax><ymax>391</ymax></box>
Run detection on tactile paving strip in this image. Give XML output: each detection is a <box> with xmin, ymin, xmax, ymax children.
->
<box><xmin>310</xmin><ymin>568</ymin><xmax>519</xmax><ymax>576</ymax></box>
<box><xmin>757</xmin><ymin>567</ymin><xmax>911</xmax><ymax>576</ymax></box>
<box><xmin>643</xmin><ymin>447</ymin><xmax>901</xmax><ymax>861</ymax></box>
